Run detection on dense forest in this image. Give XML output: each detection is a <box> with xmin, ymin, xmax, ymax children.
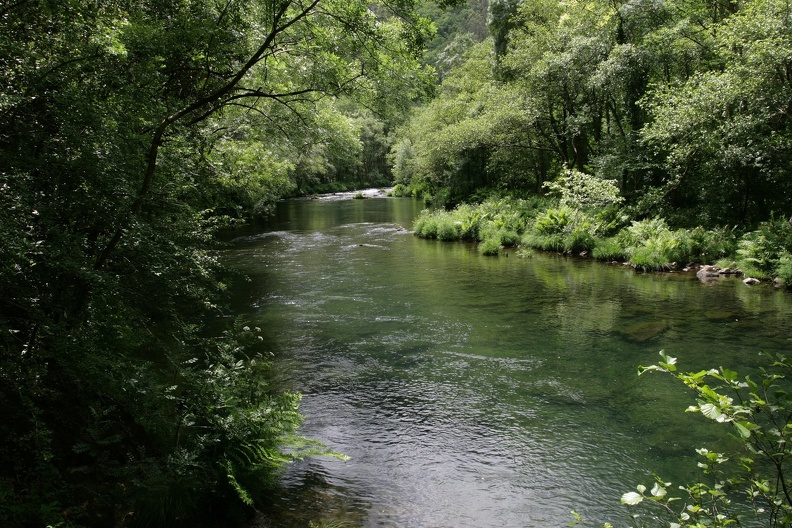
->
<box><xmin>394</xmin><ymin>0</ymin><xmax>792</xmax><ymax>281</ymax></box>
<box><xmin>2</xmin><ymin>0</ymin><xmax>792</xmax><ymax>527</ymax></box>
<box><xmin>0</xmin><ymin>1</ymin><xmax>459</xmax><ymax>526</ymax></box>
<box><xmin>397</xmin><ymin>0</ymin><xmax>792</xmax><ymax>225</ymax></box>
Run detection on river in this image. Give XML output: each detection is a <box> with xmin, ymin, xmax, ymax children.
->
<box><xmin>223</xmin><ymin>191</ymin><xmax>792</xmax><ymax>527</ymax></box>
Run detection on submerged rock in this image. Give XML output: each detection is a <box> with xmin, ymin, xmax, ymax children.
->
<box><xmin>743</xmin><ymin>277</ymin><xmax>761</xmax><ymax>285</ymax></box>
<box><xmin>619</xmin><ymin>320</ymin><xmax>670</xmax><ymax>342</ymax></box>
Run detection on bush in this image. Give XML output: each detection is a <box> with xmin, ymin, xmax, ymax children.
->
<box><xmin>453</xmin><ymin>203</ymin><xmax>484</xmax><ymax>241</ymax></box>
<box><xmin>478</xmin><ymin>237</ymin><xmax>502</xmax><ymax>256</ymax></box>
<box><xmin>388</xmin><ymin>183</ymin><xmax>410</xmax><ymax>197</ymax></box>
<box><xmin>592</xmin><ymin>237</ymin><xmax>626</xmax><ymax>261</ymax></box>
<box><xmin>533</xmin><ymin>207</ymin><xmax>572</xmax><ymax>235</ymax></box>
<box><xmin>683</xmin><ymin>226</ymin><xmax>736</xmax><ymax>263</ymax></box>
<box><xmin>624</xmin><ymin>353</ymin><xmax>792</xmax><ymax>527</ymax></box>
<box><xmin>437</xmin><ymin>219</ymin><xmax>461</xmax><ymax>241</ymax></box>
<box><xmin>618</xmin><ymin>218</ymin><xmax>672</xmax><ymax>249</ymax></box>
<box><xmin>614</xmin><ymin>219</ymin><xmax>734</xmax><ymax>269</ymax></box>
<box><xmin>564</xmin><ymin>228</ymin><xmax>597</xmax><ymax>253</ymax></box>
<box><xmin>775</xmin><ymin>251</ymin><xmax>792</xmax><ymax>285</ymax></box>
<box><xmin>522</xmin><ymin>232</ymin><xmax>565</xmax><ymax>252</ymax></box>
<box><xmin>412</xmin><ymin>210</ymin><xmax>441</xmax><ymax>238</ymax></box>
<box><xmin>629</xmin><ymin>240</ymin><xmax>676</xmax><ymax>271</ymax></box>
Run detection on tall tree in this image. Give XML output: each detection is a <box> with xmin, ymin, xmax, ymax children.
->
<box><xmin>0</xmin><ymin>0</ymin><xmax>459</xmax><ymax>525</ymax></box>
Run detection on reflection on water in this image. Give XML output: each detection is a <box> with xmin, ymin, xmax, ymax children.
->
<box><xmin>224</xmin><ymin>195</ymin><xmax>792</xmax><ymax>527</ymax></box>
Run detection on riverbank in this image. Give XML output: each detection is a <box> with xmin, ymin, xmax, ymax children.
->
<box><xmin>222</xmin><ymin>192</ymin><xmax>792</xmax><ymax>528</ymax></box>
<box><xmin>409</xmin><ymin>194</ymin><xmax>792</xmax><ymax>289</ymax></box>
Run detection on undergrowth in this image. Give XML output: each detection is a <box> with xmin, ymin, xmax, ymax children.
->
<box><xmin>409</xmin><ymin>192</ymin><xmax>789</xmax><ymax>283</ymax></box>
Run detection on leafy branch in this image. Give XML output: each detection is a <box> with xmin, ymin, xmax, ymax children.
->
<box><xmin>622</xmin><ymin>352</ymin><xmax>792</xmax><ymax>527</ymax></box>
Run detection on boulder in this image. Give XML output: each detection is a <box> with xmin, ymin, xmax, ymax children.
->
<box><xmin>743</xmin><ymin>277</ymin><xmax>760</xmax><ymax>285</ymax></box>
<box><xmin>696</xmin><ymin>265</ymin><xmax>720</xmax><ymax>280</ymax></box>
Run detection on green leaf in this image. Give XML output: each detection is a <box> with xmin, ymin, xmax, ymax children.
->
<box><xmin>735</xmin><ymin>422</ymin><xmax>752</xmax><ymax>439</ymax></box>
<box><xmin>621</xmin><ymin>492</ymin><xmax>644</xmax><ymax>505</ymax></box>
<box><xmin>700</xmin><ymin>403</ymin><xmax>725</xmax><ymax>422</ymax></box>
<box><xmin>651</xmin><ymin>482</ymin><xmax>667</xmax><ymax>498</ymax></box>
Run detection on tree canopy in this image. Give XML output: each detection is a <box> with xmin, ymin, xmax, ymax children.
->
<box><xmin>391</xmin><ymin>0</ymin><xmax>792</xmax><ymax>227</ymax></box>
<box><xmin>0</xmin><ymin>1</ymin><xmax>462</xmax><ymax>526</ymax></box>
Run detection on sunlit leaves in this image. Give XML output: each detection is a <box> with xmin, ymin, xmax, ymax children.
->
<box><xmin>0</xmin><ymin>0</ymin><xmax>442</xmax><ymax>523</ymax></box>
<box><xmin>630</xmin><ymin>353</ymin><xmax>792</xmax><ymax>526</ymax></box>
<box><xmin>621</xmin><ymin>491</ymin><xmax>644</xmax><ymax>505</ymax></box>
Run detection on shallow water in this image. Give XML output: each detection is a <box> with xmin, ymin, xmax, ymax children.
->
<box><xmin>223</xmin><ymin>194</ymin><xmax>792</xmax><ymax>527</ymax></box>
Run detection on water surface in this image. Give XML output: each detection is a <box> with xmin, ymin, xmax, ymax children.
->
<box><xmin>224</xmin><ymin>193</ymin><xmax>792</xmax><ymax>527</ymax></box>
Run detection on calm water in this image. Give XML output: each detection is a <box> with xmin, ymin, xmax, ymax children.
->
<box><xmin>223</xmin><ymin>192</ymin><xmax>792</xmax><ymax>527</ymax></box>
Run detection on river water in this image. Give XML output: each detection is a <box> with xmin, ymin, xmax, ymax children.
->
<box><xmin>223</xmin><ymin>192</ymin><xmax>792</xmax><ymax>527</ymax></box>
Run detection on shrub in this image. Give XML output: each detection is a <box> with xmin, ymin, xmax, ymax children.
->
<box><xmin>683</xmin><ymin>226</ymin><xmax>736</xmax><ymax>263</ymax></box>
<box><xmin>629</xmin><ymin>241</ymin><xmax>675</xmax><ymax>271</ymax></box>
<box><xmin>533</xmin><ymin>207</ymin><xmax>572</xmax><ymax>235</ymax></box>
<box><xmin>478</xmin><ymin>237</ymin><xmax>502</xmax><ymax>256</ymax></box>
<box><xmin>592</xmin><ymin>237</ymin><xmax>626</xmax><ymax>261</ymax></box>
<box><xmin>624</xmin><ymin>352</ymin><xmax>792</xmax><ymax>527</ymax></box>
<box><xmin>775</xmin><ymin>251</ymin><xmax>792</xmax><ymax>285</ymax></box>
<box><xmin>563</xmin><ymin>228</ymin><xmax>597</xmax><ymax>253</ymax></box>
<box><xmin>389</xmin><ymin>183</ymin><xmax>410</xmax><ymax>197</ymax></box>
<box><xmin>544</xmin><ymin>169</ymin><xmax>624</xmax><ymax>209</ymax></box>
<box><xmin>522</xmin><ymin>232</ymin><xmax>565</xmax><ymax>252</ymax></box>
<box><xmin>482</xmin><ymin>225</ymin><xmax>520</xmax><ymax>247</ymax></box>
<box><xmin>614</xmin><ymin>219</ymin><xmax>733</xmax><ymax>269</ymax></box>
<box><xmin>594</xmin><ymin>205</ymin><xmax>630</xmax><ymax>237</ymax></box>
<box><xmin>736</xmin><ymin>232</ymin><xmax>776</xmax><ymax>278</ymax></box>
<box><xmin>453</xmin><ymin>203</ymin><xmax>484</xmax><ymax>241</ymax></box>
<box><xmin>412</xmin><ymin>210</ymin><xmax>440</xmax><ymax>238</ymax></box>
<box><xmin>618</xmin><ymin>218</ymin><xmax>672</xmax><ymax>249</ymax></box>
<box><xmin>436</xmin><ymin>220</ymin><xmax>461</xmax><ymax>241</ymax></box>
<box><xmin>500</xmin><ymin>229</ymin><xmax>521</xmax><ymax>247</ymax></box>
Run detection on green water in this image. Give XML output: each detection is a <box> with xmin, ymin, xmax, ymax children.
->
<box><xmin>224</xmin><ymin>192</ymin><xmax>792</xmax><ymax>527</ymax></box>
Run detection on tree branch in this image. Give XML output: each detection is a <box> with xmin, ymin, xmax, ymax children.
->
<box><xmin>93</xmin><ymin>0</ymin><xmax>325</xmax><ymax>270</ymax></box>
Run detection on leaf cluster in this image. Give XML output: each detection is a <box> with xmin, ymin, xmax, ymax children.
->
<box><xmin>625</xmin><ymin>352</ymin><xmax>792</xmax><ymax>527</ymax></box>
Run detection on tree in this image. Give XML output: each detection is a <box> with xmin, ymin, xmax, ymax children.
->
<box><xmin>640</xmin><ymin>0</ymin><xmax>792</xmax><ymax>225</ymax></box>
<box><xmin>0</xmin><ymin>0</ymin><xmax>460</xmax><ymax>525</ymax></box>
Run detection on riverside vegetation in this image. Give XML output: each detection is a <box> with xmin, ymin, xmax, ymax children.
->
<box><xmin>406</xmin><ymin>169</ymin><xmax>792</xmax><ymax>283</ymax></box>
<box><xmin>0</xmin><ymin>1</ymin><xmax>463</xmax><ymax>527</ymax></box>
<box><xmin>391</xmin><ymin>0</ymin><xmax>792</xmax><ymax>524</ymax></box>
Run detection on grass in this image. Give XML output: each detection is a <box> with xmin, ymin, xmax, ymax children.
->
<box><xmin>410</xmin><ymin>192</ymin><xmax>790</xmax><ymax>285</ymax></box>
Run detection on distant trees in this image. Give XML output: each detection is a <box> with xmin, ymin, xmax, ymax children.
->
<box><xmin>391</xmin><ymin>0</ymin><xmax>792</xmax><ymax>227</ymax></box>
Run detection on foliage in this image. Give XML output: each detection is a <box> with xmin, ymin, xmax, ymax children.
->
<box><xmin>478</xmin><ymin>237</ymin><xmax>503</xmax><ymax>256</ymax></box>
<box><xmin>533</xmin><ymin>208</ymin><xmax>573</xmax><ymax>236</ymax></box>
<box><xmin>544</xmin><ymin>170</ymin><xmax>624</xmax><ymax>210</ymax></box>
<box><xmin>624</xmin><ymin>352</ymin><xmax>792</xmax><ymax>527</ymax></box>
<box><xmin>413</xmin><ymin>195</ymin><xmax>737</xmax><ymax>269</ymax></box>
<box><xmin>0</xmin><ymin>0</ymin><xmax>457</xmax><ymax>525</ymax></box>
<box><xmin>734</xmin><ymin>217</ymin><xmax>792</xmax><ymax>280</ymax></box>
<box><xmin>390</xmin><ymin>0</ymin><xmax>792</xmax><ymax>239</ymax></box>
<box><xmin>592</xmin><ymin>237</ymin><xmax>628</xmax><ymax>261</ymax></box>
<box><xmin>412</xmin><ymin>197</ymin><xmax>544</xmax><ymax>247</ymax></box>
